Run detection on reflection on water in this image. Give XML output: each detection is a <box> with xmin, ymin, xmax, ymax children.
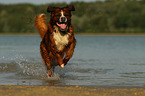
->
<box><xmin>0</xmin><ymin>36</ymin><xmax>145</xmax><ymax>86</ymax></box>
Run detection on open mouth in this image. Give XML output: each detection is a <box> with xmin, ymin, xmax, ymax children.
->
<box><xmin>56</xmin><ymin>22</ymin><xmax>67</xmax><ymax>32</ymax></box>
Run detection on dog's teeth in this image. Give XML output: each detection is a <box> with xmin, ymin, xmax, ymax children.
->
<box><xmin>61</xmin><ymin>64</ymin><xmax>64</xmax><ymax>68</ymax></box>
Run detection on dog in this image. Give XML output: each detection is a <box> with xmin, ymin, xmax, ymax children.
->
<box><xmin>35</xmin><ymin>5</ymin><xmax>76</xmax><ymax>77</ymax></box>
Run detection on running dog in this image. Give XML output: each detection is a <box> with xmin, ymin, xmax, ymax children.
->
<box><xmin>35</xmin><ymin>5</ymin><xmax>76</xmax><ymax>77</ymax></box>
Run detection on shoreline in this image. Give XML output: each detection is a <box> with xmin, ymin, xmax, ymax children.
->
<box><xmin>1</xmin><ymin>33</ymin><xmax>145</xmax><ymax>36</ymax></box>
<box><xmin>75</xmin><ymin>33</ymin><xmax>145</xmax><ymax>36</ymax></box>
<box><xmin>0</xmin><ymin>85</ymin><xmax>145</xmax><ymax>96</ymax></box>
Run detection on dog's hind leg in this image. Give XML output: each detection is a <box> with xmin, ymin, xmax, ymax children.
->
<box><xmin>40</xmin><ymin>42</ymin><xmax>53</xmax><ymax>77</ymax></box>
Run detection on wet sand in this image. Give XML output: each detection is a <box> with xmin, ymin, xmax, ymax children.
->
<box><xmin>0</xmin><ymin>85</ymin><xmax>145</xmax><ymax>96</ymax></box>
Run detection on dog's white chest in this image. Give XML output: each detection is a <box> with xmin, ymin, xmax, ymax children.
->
<box><xmin>53</xmin><ymin>31</ymin><xmax>69</xmax><ymax>50</ymax></box>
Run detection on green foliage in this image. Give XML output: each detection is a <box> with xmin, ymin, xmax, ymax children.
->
<box><xmin>0</xmin><ymin>1</ymin><xmax>145</xmax><ymax>34</ymax></box>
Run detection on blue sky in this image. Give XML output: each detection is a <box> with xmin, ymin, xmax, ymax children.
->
<box><xmin>0</xmin><ymin>0</ymin><xmax>104</xmax><ymax>4</ymax></box>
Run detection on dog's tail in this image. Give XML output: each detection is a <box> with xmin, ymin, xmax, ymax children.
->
<box><xmin>35</xmin><ymin>14</ymin><xmax>48</xmax><ymax>39</ymax></box>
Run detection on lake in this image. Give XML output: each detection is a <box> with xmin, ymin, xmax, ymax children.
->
<box><xmin>0</xmin><ymin>35</ymin><xmax>145</xmax><ymax>86</ymax></box>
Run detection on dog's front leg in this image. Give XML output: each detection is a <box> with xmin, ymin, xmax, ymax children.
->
<box><xmin>63</xmin><ymin>39</ymin><xmax>76</xmax><ymax>65</ymax></box>
<box><xmin>49</xmin><ymin>50</ymin><xmax>64</xmax><ymax>68</ymax></box>
<box><xmin>55</xmin><ymin>53</ymin><xmax>65</xmax><ymax>68</ymax></box>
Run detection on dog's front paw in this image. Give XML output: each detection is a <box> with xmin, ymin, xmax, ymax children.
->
<box><xmin>60</xmin><ymin>64</ymin><xmax>64</xmax><ymax>68</ymax></box>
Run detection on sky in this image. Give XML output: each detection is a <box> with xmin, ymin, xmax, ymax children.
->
<box><xmin>0</xmin><ymin>0</ymin><xmax>104</xmax><ymax>4</ymax></box>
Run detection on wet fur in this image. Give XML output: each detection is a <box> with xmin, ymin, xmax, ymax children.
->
<box><xmin>34</xmin><ymin>5</ymin><xmax>76</xmax><ymax>77</ymax></box>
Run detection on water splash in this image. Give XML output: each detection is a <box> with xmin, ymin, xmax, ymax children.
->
<box><xmin>47</xmin><ymin>73</ymin><xmax>61</xmax><ymax>80</ymax></box>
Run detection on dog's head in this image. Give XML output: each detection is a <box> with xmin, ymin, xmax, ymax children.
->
<box><xmin>47</xmin><ymin>5</ymin><xmax>75</xmax><ymax>32</ymax></box>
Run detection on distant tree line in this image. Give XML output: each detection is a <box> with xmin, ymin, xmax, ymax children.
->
<box><xmin>0</xmin><ymin>0</ymin><xmax>145</xmax><ymax>34</ymax></box>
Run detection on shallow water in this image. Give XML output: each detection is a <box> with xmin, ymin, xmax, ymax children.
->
<box><xmin>0</xmin><ymin>35</ymin><xmax>145</xmax><ymax>86</ymax></box>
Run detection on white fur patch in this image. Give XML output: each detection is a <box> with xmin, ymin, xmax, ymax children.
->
<box><xmin>53</xmin><ymin>27</ymin><xmax>69</xmax><ymax>50</ymax></box>
<box><xmin>61</xmin><ymin>10</ymin><xmax>64</xmax><ymax>17</ymax></box>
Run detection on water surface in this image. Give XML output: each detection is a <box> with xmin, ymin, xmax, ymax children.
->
<box><xmin>0</xmin><ymin>35</ymin><xmax>145</xmax><ymax>86</ymax></box>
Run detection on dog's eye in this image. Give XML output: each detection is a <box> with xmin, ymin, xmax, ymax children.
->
<box><xmin>65</xmin><ymin>14</ymin><xmax>71</xmax><ymax>17</ymax></box>
<box><xmin>56</xmin><ymin>14</ymin><xmax>61</xmax><ymax>17</ymax></box>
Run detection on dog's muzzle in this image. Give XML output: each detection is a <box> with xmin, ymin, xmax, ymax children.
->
<box><xmin>57</xmin><ymin>16</ymin><xmax>68</xmax><ymax>32</ymax></box>
<box><xmin>60</xmin><ymin>17</ymin><xmax>67</xmax><ymax>23</ymax></box>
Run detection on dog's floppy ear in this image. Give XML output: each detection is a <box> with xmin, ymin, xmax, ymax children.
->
<box><xmin>67</xmin><ymin>5</ymin><xmax>75</xmax><ymax>11</ymax></box>
<box><xmin>47</xmin><ymin>6</ymin><xmax>56</xmax><ymax>12</ymax></box>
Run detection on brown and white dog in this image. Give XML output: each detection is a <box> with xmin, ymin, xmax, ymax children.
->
<box><xmin>35</xmin><ymin>5</ymin><xmax>76</xmax><ymax>77</ymax></box>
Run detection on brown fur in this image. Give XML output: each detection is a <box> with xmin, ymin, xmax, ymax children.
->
<box><xmin>35</xmin><ymin>5</ymin><xmax>76</xmax><ymax>77</ymax></box>
<box><xmin>35</xmin><ymin>14</ymin><xmax>48</xmax><ymax>39</ymax></box>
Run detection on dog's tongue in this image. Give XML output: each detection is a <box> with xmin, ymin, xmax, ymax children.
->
<box><xmin>57</xmin><ymin>23</ymin><xmax>66</xmax><ymax>30</ymax></box>
<box><xmin>60</xmin><ymin>24</ymin><xmax>66</xmax><ymax>29</ymax></box>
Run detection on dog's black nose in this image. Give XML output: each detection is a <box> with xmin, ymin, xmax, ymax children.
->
<box><xmin>61</xmin><ymin>17</ymin><xmax>66</xmax><ymax>22</ymax></box>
